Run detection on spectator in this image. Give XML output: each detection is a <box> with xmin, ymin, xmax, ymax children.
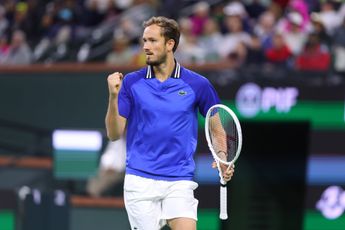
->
<box><xmin>106</xmin><ymin>33</ymin><xmax>135</xmax><ymax>65</ymax></box>
<box><xmin>223</xmin><ymin>1</ymin><xmax>248</xmax><ymax>20</ymax></box>
<box><xmin>0</xmin><ymin>30</ymin><xmax>32</xmax><ymax>65</ymax></box>
<box><xmin>317</xmin><ymin>0</ymin><xmax>341</xmax><ymax>36</ymax></box>
<box><xmin>277</xmin><ymin>11</ymin><xmax>308</xmax><ymax>55</ymax></box>
<box><xmin>310</xmin><ymin>12</ymin><xmax>332</xmax><ymax>48</ymax></box>
<box><xmin>175</xmin><ymin>17</ymin><xmax>205</xmax><ymax>64</ymax></box>
<box><xmin>210</xmin><ymin>1</ymin><xmax>228</xmax><ymax>34</ymax></box>
<box><xmin>222</xmin><ymin>1</ymin><xmax>252</xmax><ymax>33</ymax></box>
<box><xmin>267</xmin><ymin>1</ymin><xmax>284</xmax><ymax>21</ymax></box>
<box><xmin>218</xmin><ymin>4</ymin><xmax>251</xmax><ymax>61</ymax></box>
<box><xmin>11</xmin><ymin>2</ymin><xmax>31</xmax><ymax>36</ymax></box>
<box><xmin>265</xmin><ymin>32</ymin><xmax>292</xmax><ymax>67</ymax></box>
<box><xmin>198</xmin><ymin>18</ymin><xmax>222</xmax><ymax>63</ymax></box>
<box><xmin>33</xmin><ymin>0</ymin><xmax>84</xmax><ymax>62</ymax></box>
<box><xmin>244</xmin><ymin>34</ymin><xmax>266</xmax><ymax>66</ymax></box>
<box><xmin>189</xmin><ymin>1</ymin><xmax>210</xmax><ymax>36</ymax></box>
<box><xmin>49</xmin><ymin>0</ymin><xmax>80</xmax><ymax>44</ymax></box>
<box><xmin>295</xmin><ymin>33</ymin><xmax>331</xmax><ymax>71</ymax></box>
<box><xmin>9</xmin><ymin>1</ymin><xmax>45</xmax><ymax>45</ymax></box>
<box><xmin>0</xmin><ymin>34</ymin><xmax>10</xmax><ymax>62</ymax></box>
<box><xmin>87</xmin><ymin>137</ymin><xmax>126</xmax><ymax>197</ymax></box>
<box><xmin>254</xmin><ymin>11</ymin><xmax>276</xmax><ymax>49</ymax></box>
<box><xmin>287</xmin><ymin>0</ymin><xmax>311</xmax><ymax>32</ymax></box>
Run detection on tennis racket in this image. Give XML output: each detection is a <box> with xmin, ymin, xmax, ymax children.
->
<box><xmin>205</xmin><ymin>104</ymin><xmax>242</xmax><ymax>220</ymax></box>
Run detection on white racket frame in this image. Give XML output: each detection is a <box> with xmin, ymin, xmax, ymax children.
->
<box><xmin>205</xmin><ymin>104</ymin><xmax>243</xmax><ymax>220</ymax></box>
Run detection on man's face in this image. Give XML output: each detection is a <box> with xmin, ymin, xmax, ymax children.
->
<box><xmin>142</xmin><ymin>24</ymin><xmax>169</xmax><ymax>66</ymax></box>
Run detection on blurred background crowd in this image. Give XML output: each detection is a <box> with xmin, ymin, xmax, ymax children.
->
<box><xmin>0</xmin><ymin>0</ymin><xmax>344</xmax><ymax>81</ymax></box>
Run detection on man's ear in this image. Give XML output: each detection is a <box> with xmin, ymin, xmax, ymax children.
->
<box><xmin>166</xmin><ymin>39</ymin><xmax>175</xmax><ymax>52</ymax></box>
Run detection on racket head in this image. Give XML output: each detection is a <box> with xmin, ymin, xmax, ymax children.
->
<box><xmin>205</xmin><ymin>104</ymin><xmax>242</xmax><ymax>166</ymax></box>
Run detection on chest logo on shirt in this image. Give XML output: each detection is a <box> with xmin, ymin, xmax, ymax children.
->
<box><xmin>178</xmin><ymin>90</ymin><xmax>187</xmax><ymax>96</ymax></box>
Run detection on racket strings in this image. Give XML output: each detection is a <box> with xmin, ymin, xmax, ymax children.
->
<box><xmin>224</xmin><ymin>122</ymin><xmax>238</xmax><ymax>162</ymax></box>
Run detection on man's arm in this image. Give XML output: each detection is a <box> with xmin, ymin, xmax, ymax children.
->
<box><xmin>210</xmin><ymin>113</ymin><xmax>234</xmax><ymax>182</ymax></box>
<box><xmin>105</xmin><ymin>72</ymin><xmax>127</xmax><ymax>141</ymax></box>
<box><xmin>210</xmin><ymin>114</ymin><xmax>227</xmax><ymax>157</ymax></box>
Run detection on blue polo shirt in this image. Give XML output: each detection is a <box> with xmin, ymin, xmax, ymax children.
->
<box><xmin>118</xmin><ymin>62</ymin><xmax>220</xmax><ymax>181</ymax></box>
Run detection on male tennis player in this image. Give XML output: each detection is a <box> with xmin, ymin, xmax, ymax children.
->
<box><xmin>105</xmin><ymin>16</ymin><xmax>234</xmax><ymax>230</ymax></box>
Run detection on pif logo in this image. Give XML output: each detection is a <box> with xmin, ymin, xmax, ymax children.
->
<box><xmin>235</xmin><ymin>83</ymin><xmax>299</xmax><ymax>118</ymax></box>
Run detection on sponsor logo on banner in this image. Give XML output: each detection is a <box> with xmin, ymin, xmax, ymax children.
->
<box><xmin>235</xmin><ymin>83</ymin><xmax>299</xmax><ymax>118</ymax></box>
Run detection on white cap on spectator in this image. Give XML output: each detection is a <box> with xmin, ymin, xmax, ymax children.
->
<box><xmin>223</xmin><ymin>2</ymin><xmax>246</xmax><ymax>17</ymax></box>
<box><xmin>288</xmin><ymin>12</ymin><xmax>303</xmax><ymax>26</ymax></box>
<box><xmin>193</xmin><ymin>1</ymin><xmax>210</xmax><ymax>13</ymax></box>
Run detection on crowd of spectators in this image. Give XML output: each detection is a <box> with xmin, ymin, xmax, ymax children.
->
<box><xmin>0</xmin><ymin>0</ymin><xmax>344</xmax><ymax>79</ymax></box>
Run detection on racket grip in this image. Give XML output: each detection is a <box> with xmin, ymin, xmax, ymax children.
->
<box><xmin>220</xmin><ymin>185</ymin><xmax>228</xmax><ymax>220</ymax></box>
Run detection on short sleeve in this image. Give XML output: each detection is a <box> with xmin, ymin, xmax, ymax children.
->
<box><xmin>198</xmin><ymin>80</ymin><xmax>220</xmax><ymax>117</ymax></box>
<box><xmin>118</xmin><ymin>77</ymin><xmax>132</xmax><ymax>118</ymax></box>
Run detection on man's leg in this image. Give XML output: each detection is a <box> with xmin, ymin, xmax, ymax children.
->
<box><xmin>161</xmin><ymin>181</ymin><xmax>198</xmax><ymax>230</ymax></box>
<box><xmin>125</xmin><ymin>199</ymin><xmax>162</xmax><ymax>230</ymax></box>
<box><xmin>167</xmin><ymin>217</ymin><xmax>196</xmax><ymax>230</ymax></box>
<box><xmin>124</xmin><ymin>175</ymin><xmax>162</xmax><ymax>230</ymax></box>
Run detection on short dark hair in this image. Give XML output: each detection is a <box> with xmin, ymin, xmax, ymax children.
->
<box><xmin>143</xmin><ymin>16</ymin><xmax>180</xmax><ymax>52</ymax></box>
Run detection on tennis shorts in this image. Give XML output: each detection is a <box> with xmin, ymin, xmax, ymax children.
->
<box><xmin>124</xmin><ymin>174</ymin><xmax>199</xmax><ymax>230</ymax></box>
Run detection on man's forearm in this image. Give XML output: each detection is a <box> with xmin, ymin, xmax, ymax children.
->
<box><xmin>105</xmin><ymin>96</ymin><xmax>126</xmax><ymax>141</ymax></box>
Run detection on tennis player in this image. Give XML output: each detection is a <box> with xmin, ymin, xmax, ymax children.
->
<box><xmin>105</xmin><ymin>16</ymin><xmax>234</xmax><ymax>230</ymax></box>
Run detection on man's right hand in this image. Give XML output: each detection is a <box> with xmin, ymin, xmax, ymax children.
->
<box><xmin>107</xmin><ymin>72</ymin><xmax>123</xmax><ymax>97</ymax></box>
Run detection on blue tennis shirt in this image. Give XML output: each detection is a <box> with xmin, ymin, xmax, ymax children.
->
<box><xmin>118</xmin><ymin>62</ymin><xmax>220</xmax><ymax>181</ymax></box>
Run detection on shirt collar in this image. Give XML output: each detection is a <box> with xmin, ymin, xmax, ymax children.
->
<box><xmin>145</xmin><ymin>61</ymin><xmax>181</xmax><ymax>79</ymax></box>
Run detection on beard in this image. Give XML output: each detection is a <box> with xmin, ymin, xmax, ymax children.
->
<box><xmin>146</xmin><ymin>52</ymin><xmax>167</xmax><ymax>66</ymax></box>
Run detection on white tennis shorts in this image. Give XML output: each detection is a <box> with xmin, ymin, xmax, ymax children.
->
<box><xmin>124</xmin><ymin>174</ymin><xmax>199</xmax><ymax>230</ymax></box>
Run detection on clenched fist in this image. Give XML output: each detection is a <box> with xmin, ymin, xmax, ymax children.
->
<box><xmin>107</xmin><ymin>72</ymin><xmax>123</xmax><ymax>97</ymax></box>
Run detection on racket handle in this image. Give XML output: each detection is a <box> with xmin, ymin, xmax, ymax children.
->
<box><xmin>220</xmin><ymin>185</ymin><xmax>228</xmax><ymax>220</ymax></box>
